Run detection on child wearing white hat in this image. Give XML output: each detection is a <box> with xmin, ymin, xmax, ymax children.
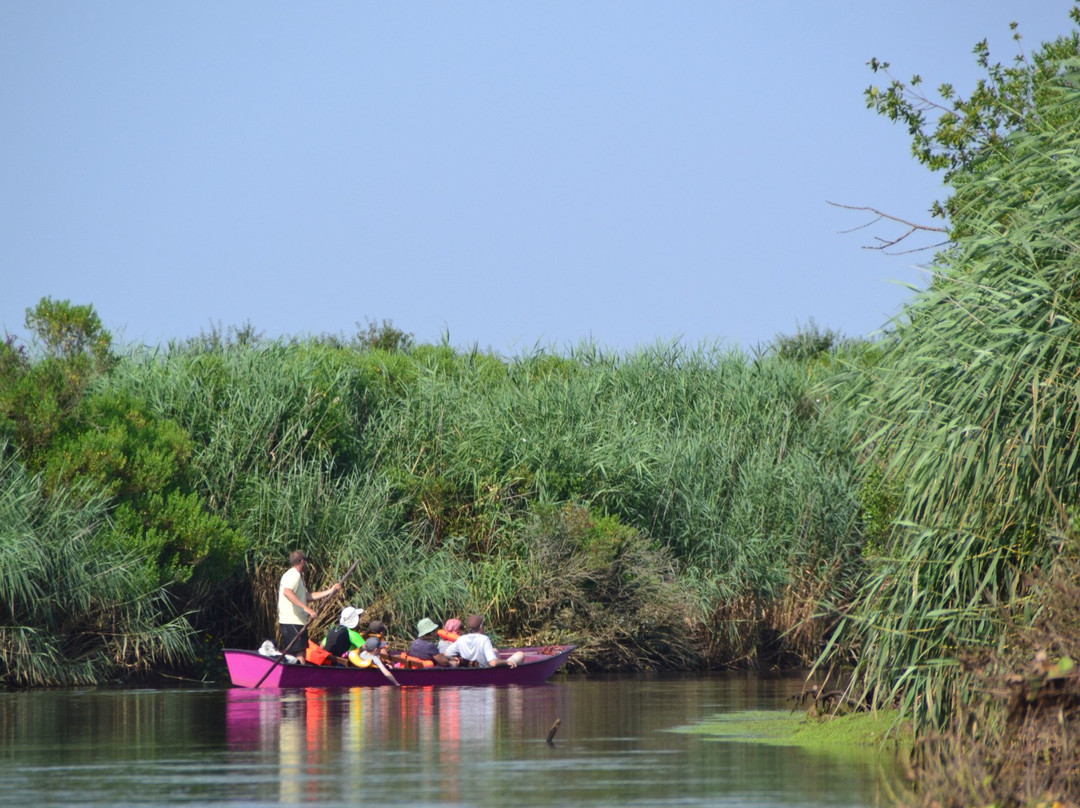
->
<box><xmin>322</xmin><ymin>605</ymin><xmax>365</xmax><ymax>657</ymax></box>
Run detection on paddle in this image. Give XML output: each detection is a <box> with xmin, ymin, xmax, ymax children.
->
<box><xmin>358</xmin><ymin>630</ymin><xmax>401</xmax><ymax>687</ymax></box>
<box><xmin>254</xmin><ymin>558</ymin><xmax>360</xmax><ymax>689</ymax></box>
<box><xmin>371</xmin><ymin>653</ymin><xmax>401</xmax><ymax>687</ymax></box>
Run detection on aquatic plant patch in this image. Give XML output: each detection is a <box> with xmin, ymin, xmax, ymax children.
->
<box><xmin>670</xmin><ymin>709</ymin><xmax>910</xmax><ymax>752</ymax></box>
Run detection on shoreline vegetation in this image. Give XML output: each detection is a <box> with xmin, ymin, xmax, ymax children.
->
<box><xmin>4</xmin><ymin>6</ymin><xmax>1080</xmax><ymax>806</ymax></box>
<box><xmin>2</xmin><ymin>315</ymin><xmax>865</xmax><ymax>684</ymax></box>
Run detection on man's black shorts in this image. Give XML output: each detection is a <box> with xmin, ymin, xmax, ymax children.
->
<box><xmin>279</xmin><ymin>623</ymin><xmax>308</xmax><ymax>653</ymax></box>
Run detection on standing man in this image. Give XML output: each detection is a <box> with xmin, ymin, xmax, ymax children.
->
<box><xmin>278</xmin><ymin>550</ymin><xmax>341</xmax><ymax>659</ymax></box>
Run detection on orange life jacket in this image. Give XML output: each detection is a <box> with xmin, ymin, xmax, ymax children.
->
<box><xmin>306</xmin><ymin>640</ymin><xmax>333</xmax><ymax>666</ymax></box>
<box><xmin>437</xmin><ymin>629</ymin><xmax>459</xmax><ymax>643</ymax></box>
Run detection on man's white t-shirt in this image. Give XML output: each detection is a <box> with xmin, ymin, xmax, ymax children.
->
<box><xmin>445</xmin><ymin>633</ymin><xmax>498</xmax><ymax>666</ymax></box>
<box><xmin>277</xmin><ymin>566</ymin><xmax>309</xmax><ymax>625</ymax></box>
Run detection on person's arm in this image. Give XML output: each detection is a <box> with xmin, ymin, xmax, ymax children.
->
<box><xmin>309</xmin><ymin>582</ymin><xmax>342</xmax><ymax>601</ymax></box>
<box><xmin>283</xmin><ymin>587</ymin><xmax>316</xmax><ymax>618</ymax></box>
<box><xmin>482</xmin><ymin>636</ymin><xmax>517</xmax><ymax>667</ymax></box>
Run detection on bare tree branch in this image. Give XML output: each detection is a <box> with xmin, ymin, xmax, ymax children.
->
<box><xmin>828</xmin><ymin>201</ymin><xmax>950</xmax><ymax>254</ymax></box>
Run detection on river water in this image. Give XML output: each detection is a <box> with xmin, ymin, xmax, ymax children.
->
<box><xmin>0</xmin><ymin>672</ymin><xmax>900</xmax><ymax>807</ymax></box>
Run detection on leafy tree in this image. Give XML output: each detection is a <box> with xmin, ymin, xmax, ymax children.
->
<box><xmin>24</xmin><ymin>297</ymin><xmax>113</xmax><ymax>366</ymax></box>
<box><xmin>865</xmin><ymin>4</ymin><xmax>1080</xmax><ymax>220</ymax></box>
<box><xmin>357</xmin><ymin>318</ymin><xmax>414</xmax><ymax>353</ymax></box>
<box><xmin>0</xmin><ymin>336</ymin><xmax>63</xmax><ymax>455</ymax></box>
<box><xmin>768</xmin><ymin>319</ymin><xmax>845</xmax><ymax>363</ymax></box>
<box><xmin>110</xmin><ymin>490</ymin><xmax>245</xmax><ymax>587</ymax></box>
<box><xmin>0</xmin><ymin>299</ymin><xmax>114</xmax><ymax>461</ymax></box>
<box><xmin>41</xmin><ymin>390</ymin><xmax>245</xmax><ymax>587</ymax></box>
<box><xmin>2</xmin><ymin>297</ymin><xmax>244</xmax><ymax>592</ymax></box>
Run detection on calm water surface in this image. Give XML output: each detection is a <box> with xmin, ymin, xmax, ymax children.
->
<box><xmin>0</xmin><ymin>673</ymin><xmax>899</xmax><ymax>807</ymax></box>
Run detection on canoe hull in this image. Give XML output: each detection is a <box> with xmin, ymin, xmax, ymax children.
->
<box><xmin>224</xmin><ymin>645</ymin><xmax>575</xmax><ymax>688</ymax></box>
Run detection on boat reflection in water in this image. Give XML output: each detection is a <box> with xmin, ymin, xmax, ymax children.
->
<box><xmin>225</xmin><ymin>684</ymin><xmax>558</xmax><ymax>802</ymax></box>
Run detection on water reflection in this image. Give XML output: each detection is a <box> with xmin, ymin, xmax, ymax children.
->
<box><xmin>225</xmin><ymin>684</ymin><xmax>554</xmax><ymax>803</ymax></box>
<box><xmin>1</xmin><ymin>675</ymin><xmax>900</xmax><ymax>807</ymax></box>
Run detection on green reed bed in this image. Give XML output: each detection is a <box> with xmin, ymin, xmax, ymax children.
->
<box><xmin>2</xmin><ymin>311</ymin><xmax>867</xmax><ymax>683</ymax></box>
<box><xmin>113</xmin><ymin>342</ymin><xmax>377</xmax><ymax>503</ymax></box>
<box><xmin>353</xmin><ymin>341</ymin><xmax>863</xmax><ymax>666</ymax></box>
<box><xmin>823</xmin><ymin>63</ymin><xmax>1080</xmax><ymax>732</ymax></box>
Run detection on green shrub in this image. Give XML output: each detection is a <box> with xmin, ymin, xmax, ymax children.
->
<box><xmin>0</xmin><ymin>445</ymin><xmax>195</xmax><ymax>686</ymax></box>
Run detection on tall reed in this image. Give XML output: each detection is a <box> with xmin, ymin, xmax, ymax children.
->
<box><xmin>49</xmin><ymin>326</ymin><xmax>865</xmax><ymax>672</ymax></box>
<box><xmin>361</xmin><ymin>340</ymin><xmax>863</xmax><ymax>662</ymax></box>
<box><xmin>824</xmin><ymin>65</ymin><xmax>1080</xmax><ymax>728</ymax></box>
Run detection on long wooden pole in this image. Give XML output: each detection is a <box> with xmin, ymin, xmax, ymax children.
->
<box><xmin>254</xmin><ymin>558</ymin><xmax>360</xmax><ymax>689</ymax></box>
<box><xmin>372</xmin><ymin>655</ymin><xmax>401</xmax><ymax>687</ymax></box>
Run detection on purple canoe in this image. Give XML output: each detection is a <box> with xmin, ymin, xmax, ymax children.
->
<box><xmin>224</xmin><ymin>645</ymin><xmax>576</xmax><ymax>688</ymax></box>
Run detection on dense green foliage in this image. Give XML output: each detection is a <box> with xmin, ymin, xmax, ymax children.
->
<box><xmin>0</xmin><ymin>441</ymin><xmax>195</xmax><ymax>686</ymax></box>
<box><xmin>866</xmin><ymin>4</ymin><xmax>1080</xmax><ymax>219</ymax></box>
<box><xmin>824</xmin><ymin>9</ymin><xmax>1080</xmax><ymax>732</ymax></box>
<box><xmin>1</xmin><ymin>314</ymin><xmax>866</xmax><ymax>684</ymax></box>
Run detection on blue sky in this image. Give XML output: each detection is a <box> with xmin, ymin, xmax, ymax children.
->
<box><xmin>2</xmin><ymin>2</ymin><xmax>1074</xmax><ymax>354</ymax></box>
